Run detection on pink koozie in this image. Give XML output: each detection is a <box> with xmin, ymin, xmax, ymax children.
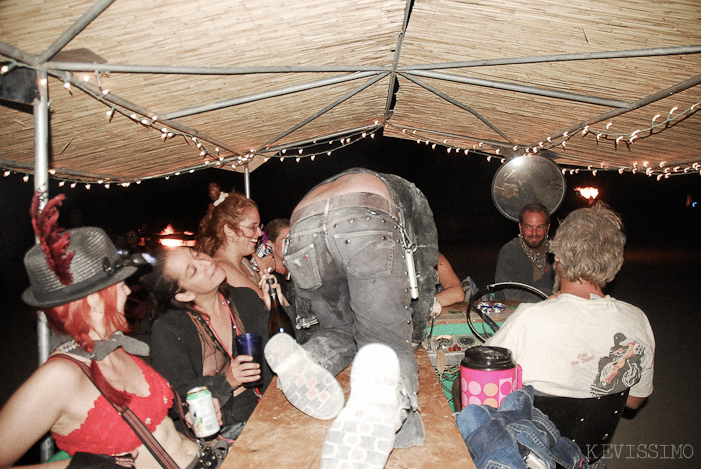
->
<box><xmin>460</xmin><ymin>346</ymin><xmax>522</xmax><ymax>408</ymax></box>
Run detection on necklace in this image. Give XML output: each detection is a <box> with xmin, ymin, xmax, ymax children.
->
<box><xmin>520</xmin><ymin>237</ymin><xmax>548</xmax><ymax>271</ymax></box>
<box><xmin>195</xmin><ymin>294</ymin><xmax>239</xmax><ymax>361</ymax></box>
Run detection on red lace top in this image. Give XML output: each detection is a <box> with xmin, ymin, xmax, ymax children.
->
<box><xmin>51</xmin><ymin>355</ymin><xmax>174</xmax><ymax>455</ymax></box>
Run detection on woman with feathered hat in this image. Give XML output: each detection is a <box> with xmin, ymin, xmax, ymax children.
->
<box><xmin>0</xmin><ymin>194</ymin><xmax>213</xmax><ymax>469</ymax></box>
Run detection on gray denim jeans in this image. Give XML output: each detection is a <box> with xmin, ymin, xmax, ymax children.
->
<box><xmin>285</xmin><ymin>194</ymin><xmax>418</xmax><ymax>395</ymax></box>
<box><xmin>284</xmin><ymin>194</ymin><xmax>425</xmax><ymax>447</ymax></box>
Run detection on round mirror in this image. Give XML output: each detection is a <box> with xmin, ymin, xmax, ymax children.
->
<box><xmin>491</xmin><ymin>155</ymin><xmax>566</xmax><ymax>221</ymax></box>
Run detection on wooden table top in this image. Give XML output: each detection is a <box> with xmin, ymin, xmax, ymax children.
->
<box><xmin>434</xmin><ymin>300</ymin><xmax>520</xmax><ymax>326</ymax></box>
<box><xmin>224</xmin><ymin>347</ymin><xmax>475</xmax><ymax>468</ymax></box>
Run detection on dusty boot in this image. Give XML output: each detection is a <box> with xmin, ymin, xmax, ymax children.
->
<box><xmin>264</xmin><ymin>332</ymin><xmax>344</xmax><ymax>420</ymax></box>
<box><xmin>321</xmin><ymin>343</ymin><xmax>402</xmax><ymax>468</ymax></box>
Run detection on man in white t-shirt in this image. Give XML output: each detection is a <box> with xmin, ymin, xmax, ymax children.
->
<box><xmin>486</xmin><ymin>202</ymin><xmax>655</xmax><ymax>410</ymax></box>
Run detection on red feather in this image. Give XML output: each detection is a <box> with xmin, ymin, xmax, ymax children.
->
<box><xmin>30</xmin><ymin>192</ymin><xmax>74</xmax><ymax>285</ymax></box>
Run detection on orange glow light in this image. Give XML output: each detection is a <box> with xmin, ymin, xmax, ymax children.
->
<box><xmin>575</xmin><ymin>187</ymin><xmax>599</xmax><ymax>200</ymax></box>
<box><xmin>158</xmin><ymin>224</ymin><xmax>196</xmax><ymax>247</ymax></box>
<box><xmin>160</xmin><ymin>225</ymin><xmax>175</xmax><ymax>235</ymax></box>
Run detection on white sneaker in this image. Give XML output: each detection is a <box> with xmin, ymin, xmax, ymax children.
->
<box><xmin>321</xmin><ymin>343</ymin><xmax>401</xmax><ymax>469</ymax></box>
<box><xmin>264</xmin><ymin>333</ymin><xmax>344</xmax><ymax>420</ymax></box>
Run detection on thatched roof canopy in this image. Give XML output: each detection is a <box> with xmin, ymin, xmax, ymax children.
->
<box><xmin>1</xmin><ymin>0</ymin><xmax>699</xmax><ymax>184</ymax></box>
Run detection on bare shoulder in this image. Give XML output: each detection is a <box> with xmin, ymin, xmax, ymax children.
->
<box><xmin>27</xmin><ymin>356</ymin><xmax>88</xmax><ymax>397</ymax></box>
<box><xmin>0</xmin><ymin>357</ymin><xmax>90</xmax><ymax>465</ymax></box>
<box><xmin>218</xmin><ymin>261</ymin><xmax>262</xmax><ymax>292</ymax></box>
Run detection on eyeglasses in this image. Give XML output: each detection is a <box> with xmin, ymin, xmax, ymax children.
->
<box><xmin>239</xmin><ymin>223</ymin><xmax>263</xmax><ymax>232</ymax></box>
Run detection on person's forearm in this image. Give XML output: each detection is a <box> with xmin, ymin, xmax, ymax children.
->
<box><xmin>0</xmin><ymin>460</ymin><xmax>70</xmax><ymax>469</ymax></box>
<box><xmin>626</xmin><ymin>395</ymin><xmax>646</xmax><ymax>409</ymax></box>
<box><xmin>436</xmin><ymin>286</ymin><xmax>464</xmax><ymax>307</ymax></box>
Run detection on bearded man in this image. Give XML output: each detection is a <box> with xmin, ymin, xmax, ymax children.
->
<box><xmin>494</xmin><ymin>202</ymin><xmax>555</xmax><ymax>301</ymax></box>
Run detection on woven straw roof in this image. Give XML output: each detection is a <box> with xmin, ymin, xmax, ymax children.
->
<box><xmin>1</xmin><ymin>0</ymin><xmax>700</xmax><ymax>184</ymax></box>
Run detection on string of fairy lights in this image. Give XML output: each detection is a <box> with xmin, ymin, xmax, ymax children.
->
<box><xmin>384</xmin><ymin>101</ymin><xmax>701</xmax><ymax>182</ymax></box>
<box><xmin>1</xmin><ymin>69</ymin><xmax>699</xmax><ymax>188</ymax></box>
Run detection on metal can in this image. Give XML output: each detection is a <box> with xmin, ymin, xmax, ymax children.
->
<box><xmin>186</xmin><ymin>386</ymin><xmax>220</xmax><ymax>438</ymax></box>
<box><xmin>477</xmin><ymin>302</ymin><xmax>505</xmax><ymax>315</ymax></box>
<box><xmin>255</xmin><ymin>242</ymin><xmax>272</xmax><ymax>258</ymax></box>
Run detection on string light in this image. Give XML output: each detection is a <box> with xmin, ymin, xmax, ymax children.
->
<box><xmin>4</xmin><ymin>92</ymin><xmax>698</xmax><ymax>183</ymax></box>
<box><xmin>385</xmin><ymin>120</ymin><xmax>701</xmax><ymax>178</ymax></box>
<box><xmin>1</xmin><ymin>62</ymin><xmax>17</xmax><ymax>74</ymax></box>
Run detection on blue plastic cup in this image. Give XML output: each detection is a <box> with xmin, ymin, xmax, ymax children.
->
<box><xmin>234</xmin><ymin>332</ymin><xmax>264</xmax><ymax>388</ymax></box>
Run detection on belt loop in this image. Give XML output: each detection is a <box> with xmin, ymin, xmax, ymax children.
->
<box><xmin>323</xmin><ymin>198</ymin><xmax>331</xmax><ymax>219</ymax></box>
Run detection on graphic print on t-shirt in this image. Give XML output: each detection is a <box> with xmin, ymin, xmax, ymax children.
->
<box><xmin>591</xmin><ymin>333</ymin><xmax>646</xmax><ymax>396</ymax></box>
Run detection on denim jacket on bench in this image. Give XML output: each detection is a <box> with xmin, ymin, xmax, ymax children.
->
<box><xmin>456</xmin><ymin>385</ymin><xmax>588</xmax><ymax>469</ymax></box>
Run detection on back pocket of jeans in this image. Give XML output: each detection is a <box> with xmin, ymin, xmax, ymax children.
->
<box><xmin>334</xmin><ymin>230</ymin><xmax>394</xmax><ymax>277</ymax></box>
<box><xmin>284</xmin><ymin>243</ymin><xmax>323</xmax><ymax>290</ymax></box>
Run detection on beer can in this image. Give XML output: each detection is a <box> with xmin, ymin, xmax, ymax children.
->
<box><xmin>186</xmin><ymin>386</ymin><xmax>220</xmax><ymax>438</ymax></box>
<box><xmin>255</xmin><ymin>242</ymin><xmax>272</xmax><ymax>258</ymax></box>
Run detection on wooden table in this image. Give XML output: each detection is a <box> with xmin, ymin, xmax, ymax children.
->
<box><xmin>434</xmin><ymin>300</ymin><xmax>521</xmax><ymax>326</ymax></box>
<box><xmin>224</xmin><ymin>348</ymin><xmax>475</xmax><ymax>468</ymax></box>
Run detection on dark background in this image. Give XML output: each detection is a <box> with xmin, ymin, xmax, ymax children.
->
<box><xmin>2</xmin><ymin>135</ymin><xmax>698</xmax><ymax>270</ymax></box>
<box><xmin>1</xmin><ymin>135</ymin><xmax>700</xmax><ymax>468</ymax></box>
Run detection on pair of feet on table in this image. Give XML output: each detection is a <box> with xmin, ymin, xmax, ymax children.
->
<box><xmin>265</xmin><ymin>333</ymin><xmax>402</xmax><ymax>468</ymax></box>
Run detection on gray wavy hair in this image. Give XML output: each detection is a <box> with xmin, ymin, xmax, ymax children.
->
<box><xmin>550</xmin><ymin>201</ymin><xmax>626</xmax><ymax>288</ymax></box>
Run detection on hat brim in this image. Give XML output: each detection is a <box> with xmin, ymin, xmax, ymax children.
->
<box><xmin>22</xmin><ymin>265</ymin><xmax>138</xmax><ymax>309</ymax></box>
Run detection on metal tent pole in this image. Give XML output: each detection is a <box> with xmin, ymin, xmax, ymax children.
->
<box><xmin>33</xmin><ymin>70</ymin><xmax>53</xmax><ymax>462</ymax></box>
<box><xmin>244</xmin><ymin>166</ymin><xmax>251</xmax><ymax>199</ymax></box>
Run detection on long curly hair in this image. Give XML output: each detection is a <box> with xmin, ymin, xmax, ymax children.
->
<box><xmin>550</xmin><ymin>201</ymin><xmax>626</xmax><ymax>288</ymax></box>
<box><xmin>197</xmin><ymin>192</ymin><xmax>258</xmax><ymax>256</ymax></box>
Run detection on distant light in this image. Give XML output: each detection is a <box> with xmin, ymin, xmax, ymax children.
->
<box><xmin>575</xmin><ymin>186</ymin><xmax>599</xmax><ymax>201</ymax></box>
<box><xmin>157</xmin><ymin>224</ymin><xmax>196</xmax><ymax>247</ymax></box>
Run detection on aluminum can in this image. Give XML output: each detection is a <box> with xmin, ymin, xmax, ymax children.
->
<box><xmin>255</xmin><ymin>242</ymin><xmax>272</xmax><ymax>258</ymax></box>
<box><xmin>186</xmin><ymin>386</ymin><xmax>220</xmax><ymax>438</ymax></box>
<box><xmin>477</xmin><ymin>302</ymin><xmax>505</xmax><ymax>315</ymax></box>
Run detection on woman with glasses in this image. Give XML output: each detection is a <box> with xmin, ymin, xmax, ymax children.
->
<box><xmin>197</xmin><ymin>192</ymin><xmax>277</xmax><ymax>301</ymax></box>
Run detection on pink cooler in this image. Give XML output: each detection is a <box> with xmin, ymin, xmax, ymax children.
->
<box><xmin>461</xmin><ymin>346</ymin><xmax>522</xmax><ymax>408</ymax></box>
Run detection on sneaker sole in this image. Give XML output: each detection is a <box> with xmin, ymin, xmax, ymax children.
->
<box><xmin>321</xmin><ymin>343</ymin><xmax>401</xmax><ymax>469</ymax></box>
<box><xmin>264</xmin><ymin>333</ymin><xmax>344</xmax><ymax>420</ymax></box>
